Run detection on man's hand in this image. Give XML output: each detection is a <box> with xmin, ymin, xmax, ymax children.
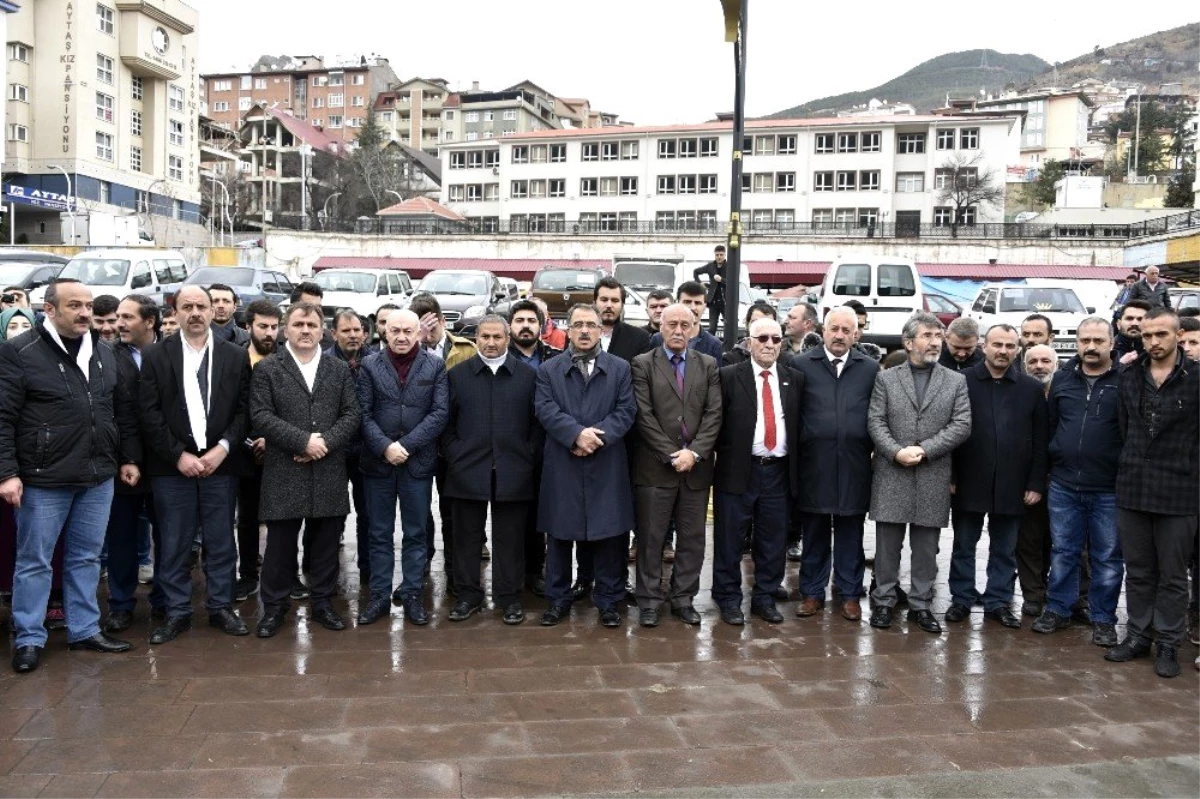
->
<box><xmin>384</xmin><ymin>442</ymin><xmax>409</xmax><ymax>466</ymax></box>
<box><xmin>304</xmin><ymin>434</ymin><xmax>328</xmax><ymax>460</ymax></box>
<box><xmin>199</xmin><ymin>446</ymin><xmax>228</xmax><ymax>476</ymax></box>
<box><xmin>251</xmin><ymin>437</ymin><xmax>266</xmax><ymax>466</ymax></box>
<box><xmin>574</xmin><ymin>427</ymin><xmax>605</xmax><ymax>454</ymax></box>
<box><xmin>176</xmin><ymin>452</ymin><xmax>206</xmax><ymax>478</ymax></box>
<box><xmin>1023</xmin><ymin>490</ymin><xmax>1043</xmax><ymax>506</ymax></box>
<box><xmin>418</xmin><ymin>312</ymin><xmax>439</xmax><ymax>346</ymax></box>
<box><xmin>713</xmin><ymin>274</ymin><xmax>722</xmax><ymax>282</ymax></box>
<box><xmin>119</xmin><ymin>464</ymin><xmax>141</xmax><ymax>487</ymax></box>
<box><xmin>1120</xmin><ymin>351</ymin><xmax>1138</xmax><ymax>364</ymax></box>
<box><xmin>0</xmin><ymin>476</ymin><xmax>23</xmax><ymax>509</ymax></box>
<box><xmin>570</xmin><ymin>445</ymin><xmax>590</xmax><ymax>457</ymax></box>
<box><xmin>670</xmin><ymin>449</ymin><xmax>697</xmax><ymax>473</ymax></box>
<box><xmin>895</xmin><ymin>446</ymin><xmax>924</xmax><ymax>467</ymax></box>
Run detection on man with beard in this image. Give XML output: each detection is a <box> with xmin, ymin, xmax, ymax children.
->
<box><xmin>783</xmin><ymin>302</ymin><xmax>819</xmax><ymax>358</ymax></box>
<box><xmin>1020</xmin><ymin>314</ymin><xmax>1054</xmax><ymax>351</ymax></box>
<box><xmin>234</xmin><ymin>300</ymin><xmax>281</xmax><ymax>603</ymax></box>
<box><xmin>1023</xmin><ymin>345</ymin><xmax>1058</xmax><ymax>387</ymax></box>
<box><xmin>91</xmin><ymin>295</ymin><xmax>120</xmax><ymax>343</ymax></box>
<box><xmin>326</xmin><ymin>309</ymin><xmax>370</xmax><ymax>583</ymax></box>
<box><xmin>594</xmin><ymin>277</ymin><xmax>652</xmax><ymax>363</ymax></box>
<box><xmin>1114</xmin><ymin>300</ymin><xmax>1150</xmax><ymax>363</ymax></box>
<box><xmin>209</xmin><ymin>284</ymin><xmax>250</xmax><ymax>345</ymax></box>
<box><xmin>945</xmin><ymin>325</ymin><xmax>1048</xmax><ymax>630</ymax></box>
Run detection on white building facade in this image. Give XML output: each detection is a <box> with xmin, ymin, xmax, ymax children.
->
<box><xmin>438</xmin><ymin>115</ymin><xmax>1020</xmax><ymax>234</ymax></box>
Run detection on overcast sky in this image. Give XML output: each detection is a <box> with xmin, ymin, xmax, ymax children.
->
<box><xmin>194</xmin><ymin>1</ymin><xmax>1197</xmax><ymax>124</ymax></box>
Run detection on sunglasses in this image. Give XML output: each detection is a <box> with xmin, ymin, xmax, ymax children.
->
<box><xmin>753</xmin><ymin>334</ymin><xmax>783</xmax><ymax>344</ymax></box>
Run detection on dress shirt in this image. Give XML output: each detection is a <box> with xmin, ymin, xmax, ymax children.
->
<box><xmin>286</xmin><ymin>342</ymin><xmax>321</xmax><ymax>392</ymax></box>
<box><xmin>751</xmin><ymin>361</ymin><xmax>787</xmax><ymax>457</ymax></box>
<box><xmin>181</xmin><ymin>333</ymin><xmax>220</xmax><ymax>452</ymax></box>
<box><xmin>600</xmin><ymin>328</ymin><xmax>612</xmax><ymax>352</ymax></box>
<box><xmin>664</xmin><ymin>345</ymin><xmax>686</xmax><ymax>382</ymax></box>
<box><xmin>824</xmin><ymin>347</ymin><xmax>845</xmax><ymax>377</ymax></box>
<box><xmin>427</xmin><ymin>333</ymin><xmax>447</xmax><ymax>360</ymax></box>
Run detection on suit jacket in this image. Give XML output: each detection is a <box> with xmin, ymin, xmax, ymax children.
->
<box><xmin>693</xmin><ymin>260</ymin><xmax>727</xmax><ymax>307</ymax></box>
<box><xmin>951</xmin><ymin>363</ymin><xmax>1049</xmax><ymax>515</ymax></box>
<box><xmin>605</xmin><ymin>321</ymin><xmax>653</xmax><ymax>364</ymax></box>
<box><xmin>112</xmin><ymin>342</ymin><xmax>149</xmax><ymax>496</ymax></box>
<box><xmin>356</xmin><ymin>347</ymin><xmax>449</xmax><ymax>480</ymax></box>
<box><xmin>713</xmin><ymin>359</ymin><xmax>804</xmax><ymax>497</ymax></box>
<box><xmin>1128</xmin><ymin>279</ymin><xmax>1168</xmax><ymax>308</ymax></box>
<box><xmin>630</xmin><ymin>347</ymin><xmax>722</xmax><ymax>490</ymax></box>
<box><xmin>442</xmin><ymin>355</ymin><xmax>543</xmax><ymax>502</ymax></box>
<box><xmin>139</xmin><ymin>333</ymin><xmax>251</xmax><ymax>478</ymax></box>
<box><xmin>867</xmin><ymin>362</ymin><xmax>971</xmax><ymax>528</ymax></box>
<box><xmin>250</xmin><ymin>350</ymin><xmax>360</xmax><ymax>520</ymax></box>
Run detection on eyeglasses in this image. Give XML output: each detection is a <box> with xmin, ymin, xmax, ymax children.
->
<box><xmin>753</xmin><ymin>335</ymin><xmax>783</xmax><ymax>344</ymax></box>
<box><xmin>569</xmin><ymin>322</ymin><xmax>601</xmax><ymax>331</ymax></box>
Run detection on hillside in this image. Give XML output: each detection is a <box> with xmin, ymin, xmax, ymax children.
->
<box><xmin>1026</xmin><ymin>22</ymin><xmax>1199</xmax><ymax>93</ymax></box>
<box><xmin>765</xmin><ymin>50</ymin><xmax>1051</xmax><ymax>118</ymax></box>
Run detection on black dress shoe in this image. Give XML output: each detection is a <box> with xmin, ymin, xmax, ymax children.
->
<box><xmin>11</xmin><ymin>645</ymin><xmax>41</xmax><ymax>674</ymax></box>
<box><xmin>786</xmin><ymin>542</ymin><xmax>802</xmax><ymax>562</ymax></box>
<box><xmin>869</xmin><ymin>605</ymin><xmax>893</xmax><ymax>629</ymax></box>
<box><xmin>625</xmin><ymin>582</ymin><xmax>636</xmax><ymax>601</ymax></box>
<box><xmin>311</xmin><ymin>606</ymin><xmax>346</xmax><ymax>631</ymax></box>
<box><xmin>541</xmin><ymin>605</ymin><xmax>569</xmax><ymax>626</ymax></box>
<box><xmin>906</xmin><ymin>609</ymin><xmax>942</xmax><ymax>634</ymax></box>
<box><xmin>208</xmin><ymin>608</ymin><xmax>250</xmax><ymax>636</ymax></box>
<box><xmin>150</xmin><ymin>606</ymin><xmax>168</xmax><ymax>621</ymax></box>
<box><xmin>391</xmin><ymin>587</ymin><xmax>405</xmax><ymax>604</ymax></box>
<box><xmin>528</xmin><ymin>576</ymin><xmax>546</xmax><ymax>597</ymax></box>
<box><xmin>1021</xmin><ymin>600</ymin><xmax>1043</xmax><ymax>618</ymax></box>
<box><xmin>256</xmin><ymin>612</ymin><xmax>286</xmax><ymax>638</ymax></box>
<box><xmin>1105</xmin><ymin>635</ymin><xmax>1152</xmax><ymax>662</ymax></box>
<box><xmin>720</xmin><ymin>605</ymin><xmax>745</xmax><ymax>625</ymax></box>
<box><xmin>639</xmin><ymin>608</ymin><xmax>660</xmax><ymax>627</ymax></box>
<box><xmin>289</xmin><ymin>578</ymin><xmax>310</xmax><ymax>601</ymax></box>
<box><xmin>570</xmin><ymin>580</ymin><xmax>592</xmax><ymax>600</ymax></box>
<box><xmin>944</xmin><ymin>603</ymin><xmax>971</xmax><ymax>623</ymax></box>
<box><xmin>448</xmin><ymin>600</ymin><xmax>483</xmax><ymax>622</ymax></box>
<box><xmin>68</xmin><ymin>633</ymin><xmax>133</xmax><ymax>653</ymax></box>
<box><xmin>357</xmin><ymin>596</ymin><xmax>391</xmax><ymax>626</ymax></box>
<box><xmin>770</xmin><ymin>585</ymin><xmax>790</xmax><ymax>602</ymax></box>
<box><xmin>104</xmin><ymin>610</ymin><xmax>134</xmax><ymax>633</ymax></box>
<box><xmin>984</xmin><ymin>607</ymin><xmax>1021</xmax><ymax>629</ymax></box>
<box><xmin>149</xmin><ymin>616</ymin><xmax>191</xmax><ymax>645</ymax></box>
<box><xmin>403</xmin><ymin>596</ymin><xmax>429</xmax><ymax>626</ymax></box>
<box><xmin>671</xmin><ymin>606</ymin><xmax>701</xmax><ymax>625</ymax></box>
<box><xmin>502</xmin><ymin>603</ymin><xmax>525</xmax><ymax>625</ymax></box>
<box><xmin>1155</xmin><ymin>643</ymin><xmax>1180</xmax><ymax>678</ymax></box>
<box><xmin>750</xmin><ymin>601</ymin><xmax>784</xmax><ymax>624</ymax></box>
<box><xmin>1071</xmin><ymin>606</ymin><xmax>1092</xmax><ymax>624</ymax></box>
<box><xmin>599</xmin><ymin>607</ymin><xmax>622</xmax><ymax>628</ymax></box>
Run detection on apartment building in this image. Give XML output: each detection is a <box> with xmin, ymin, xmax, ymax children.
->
<box><xmin>437</xmin><ymin>115</ymin><xmax>1019</xmax><ymax>233</ymax></box>
<box><xmin>975</xmin><ymin>90</ymin><xmax>1091</xmax><ymax>168</ymax></box>
<box><xmin>4</xmin><ymin>0</ymin><xmax>202</xmax><ymax>244</ymax></box>
<box><xmin>375</xmin><ymin>77</ymin><xmax>449</xmax><ymax>155</ymax></box>
<box><xmin>202</xmin><ymin>55</ymin><xmax>398</xmax><ymax>142</ymax></box>
<box><xmin>440</xmin><ymin>83</ymin><xmax>560</xmax><ymax>145</ymax></box>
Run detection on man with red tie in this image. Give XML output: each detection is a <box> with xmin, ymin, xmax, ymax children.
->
<box><xmin>711</xmin><ymin>318</ymin><xmax>805</xmax><ymax>625</ymax></box>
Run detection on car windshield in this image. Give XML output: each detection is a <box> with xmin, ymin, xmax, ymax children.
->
<box><xmin>59</xmin><ymin>258</ymin><xmax>130</xmax><ymax>286</ymax></box>
<box><xmin>0</xmin><ymin>264</ymin><xmax>35</xmax><ymax>284</ymax></box>
<box><xmin>998</xmin><ymin>288</ymin><xmax>1086</xmax><ymax>314</ymax></box>
<box><xmin>421</xmin><ymin>273</ymin><xmax>487</xmax><ymax>295</ymax></box>
<box><xmin>314</xmin><ymin>271</ymin><xmax>377</xmax><ymax>293</ymax></box>
<box><xmin>614</xmin><ymin>263</ymin><xmax>673</xmax><ymax>290</ymax></box>
<box><xmin>533</xmin><ymin>270</ymin><xmax>600</xmax><ymax>292</ymax></box>
<box><xmin>186</xmin><ymin>267</ymin><xmax>255</xmax><ymax>286</ymax></box>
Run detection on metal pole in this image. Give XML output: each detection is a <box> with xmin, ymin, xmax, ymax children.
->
<box><xmin>300</xmin><ymin>145</ymin><xmax>309</xmax><ymax>229</ymax></box>
<box><xmin>723</xmin><ymin>0</ymin><xmax>747</xmax><ymax>352</ymax></box>
<box><xmin>9</xmin><ymin>203</ymin><xmax>13</xmax><ymax>245</ymax></box>
<box><xmin>209</xmin><ymin>173</ymin><xmax>216</xmax><ymax>246</ymax></box>
<box><xmin>1133</xmin><ymin>91</ymin><xmax>1141</xmax><ymax>175</ymax></box>
<box><xmin>49</xmin><ymin>164</ymin><xmax>75</xmax><ymax>245</ymax></box>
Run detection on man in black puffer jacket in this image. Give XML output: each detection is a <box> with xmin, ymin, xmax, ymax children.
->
<box><xmin>0</xmin><ymin>279</ymin><xmax>141</xmax><ymax>674</ymax></box>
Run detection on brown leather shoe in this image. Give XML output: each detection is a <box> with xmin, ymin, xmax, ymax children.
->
<box><xmin>796</xmin><ymin>596</ymin><xmax>825</xmax><ymax>617</ymax></box>
<box><xmin>841</xmin><ymin>598</ymin><xmax>862</xmax><ymax>621</ymax></box>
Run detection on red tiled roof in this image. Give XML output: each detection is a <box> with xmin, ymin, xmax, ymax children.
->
<box><xmin>311</xmin><ymin>257</ymin><xmax>609</xmax><ymax>279</ymax></box>
<box><xmin>376</xmin><ymin>197</ymin><xmax>465</xmax><ymax>221</ymax></box>
<box><xmin>443</xmin><ymin>93</ymin><xmax>461</xmax><ymax>108</ymax></box>
<box><xmin>259</xmin><ymin>107</ymin><xmax>342</xmax><ymax>153</ymax></box>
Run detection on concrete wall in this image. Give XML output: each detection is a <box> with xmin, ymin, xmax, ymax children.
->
<box><xmin>1103</xmin><ymin>182</ymin><xmax>1168</xmax><ymax>209</ymax></box>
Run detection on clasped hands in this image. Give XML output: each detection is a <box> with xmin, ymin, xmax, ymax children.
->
<box><xmin>176</xmin><ymin>445</ymin><xmax>229</xmax><ymax>478</ymax></box>
<box><xmin>894</xmin><ymin>446</ymin><xmax>925</xmax><ymax>467</ymax></box>
<box><xmin>571</xmin><ymin>427</ymin><xmax>605</xmax><ymax>457</ymax></box>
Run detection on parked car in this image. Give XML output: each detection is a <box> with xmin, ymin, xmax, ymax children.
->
<box><xmin>967</xmin><ymin>284</ymin><xmax>1094</xmax><ymax>357</ymax></box>
<box><xmin>531</xmin><ymin>266</ymin><xmax>607</xmax><ymax>321</ymax></box>
<box><xmin>1168</xmin><ymin>287</ymin><xmax>1198</xmax><ymax>313</ymax></box>
<box><xmin>0</xmin><ymin>261</ymin><xmax>66</xmax><ymax>303</ymax></box>
<box><xmin>498</xmin><ymin>277</ymin><xmax>521</xmax><ymax>301</ymax></box>
<box><xmin>817</xmin><ymin>257</ymin><xmax>924</xmax><ymax>351</ymax></box>
<box><xmin>183</xmin><ymin>265</ymin><xmax>294</xmax><ymax>322</ymax></box>
<box><xmin>0</xmin><ymin>248</ymin><xmax>72</xmax><ymax>266</ymax></box>
<box><xmin>924</xmin><ymin>293</ymin><xmax>964</xmax><ymax>328</ymax></box>
<box><xmin>417</xmin><ymin>269</ymin><xmax>506</xmax><ymax>333</ymax></box>
<box><xmin>56</xmin><ymin>249</ymin><xmax>190</xmax><ymax>308</ymax></box>
<box><xmin>312</xmin><ymin>268</ymin><xmax>413</xmax><ymax>329</ymax></box>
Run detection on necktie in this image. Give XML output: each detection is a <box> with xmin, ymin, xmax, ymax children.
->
<box><xmin>761</xmin><ymin>370</ymin><xmax>776</xmax><ymax>452</ymax></box>
<box><xmin>831</xmin><ymin>357</ymin><xmax>843</xmax><ymax>378</ymax></box>
<box><xmin>197</xmin><ymin>347</ymin><xmax>210</xmax><ymax>410</ymax></box>
<box><xmin>672</xmin><ymin>354</ymin><xmax>690</xmax><ymax>445</ymax></box>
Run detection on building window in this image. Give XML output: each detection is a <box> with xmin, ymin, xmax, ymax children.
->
<box><xmin>897</xmin><ymin>133</ymin><xmax>926</xmax><ymax>154</ymax></box>
<box><xmin>621</xmin><ymin>140</ymin><xmax>638</xmax><ymax>160</ymax></box>
<box><xmin>448</xmin><ymin>185</ymin><xmax>465</xmax><ymax>202</ymax></box>
<box><xmin>328</xmin><ymin>94</ymin><xmax>344</xmax><ymax>108</ymax></box>
<box><xmin>657</xmin><ymin>175</ymin><xmax>676</xmax><ymax>195</ymax></box>
<box><xmin>776</xmin><ymin>209</ymin><xmax>795</xmax><ymax>227</ymax></box>
<box><xmin>96</xmin><ymin>131</ymin><xmax>114</xmax><ymax>161</ymax></box>
<box><xmin>529</xmin><ymin>179</ymin><xmax>547</xmax><ymax>199</ymax></box>
<box><xmin>312</xmin><ymin>97</ymin><xmax>324</xmax><ymax>109</ymax></box>
<box><xmin>212</xmin><ymin>101</ymin><xmax>229</xmax><ymax>112</ymax></box>
<box><xmin>328</xmin><ymin>73</ymin><xmax>344</xmax><ymax>87</ymax></box>
<box><xmin>618</xmin><ymin>212</ymin><xmax>637</xmax><ymax>231</ymax></box>
<box><xmin>678</xmin><ymin>175</ymin><xmax>698</xmax><ymax>194</ymax></box>
<box><xmin>776</xmin><ymin>172</ymin><xmax>796</xmax><ymax>192</ymax></box>
<box><xmin>8</xmin><ymin>84</ymin><xmax>28</xmax><ymax>102</ymax></box>
<box><xmin>936</xmin><ymin>129</ymin><xmax>955</xmax><ymax>150</ymax></box>
<box><xmin>502</xmin><ymin>109</ymin><xmax>517</xmax><ymax>121</ymax></box>
<box><xmin>858</xmin><ymin>208</ymin><xmax>879</xmax><ymax>228</ymax></box>
<box><xmin>444</xmin><ymin>110</ymin><xmax>454</xmax><ymax>120</ymax></box>
<box><xmin>679</xmin><ymin>138</ymin><xmax>698</xmax><ymax>158</ymax></box>
<box><xmin>657</xmin><ymin>139</ymin><xmax>677</xmax><ymax>159</ymax></box>
<box><xmin>815</xmin><ymin>133</ymin><xmax>834</xmax><ymax>154</ymax></box>
<box><xmin>132</xmin><ymin>76</ymin><xmax>143</xmax><ymax>101</ymax></box>
<box><xmin>449</xmin><ymin>152</ymin><xmax>466</xmax><ymax>170</ymax></box>
<box><xmin>859</xmin><ymin>170</ymin><xmax>881</xmax><ymax>191</ymax></box>
<box><xmin>895</xmin><ymin>172</ymin><xmax>924</xmax><ymax>192</ymax></box>
<box><xmin>168</xmin><ymin>119</ymin><xmax>184</xmax><ymax>145</ymax></box>
<box><xmin>601</xmin><ymin>141</ymin><xmax>619</xmax><ymax>161</ymax></box>
<box><xmin>211</xmin><ymin>78</ymin><xmax>231</xmax><ymax>92</ymax></box>
<box><xmin>465</xmin><ymin>111</ymin><xmax>479</xmax><ymax>123</ymax></box>
<box><xmin>352</xmin><ymin>95</ymin><xmax>366</xmax><ymax>108</ymax></box>
<box><xmin>836</xmin><ymin>171</ymin><xmax>857</xmax><ymax>191</ymax></box>
<box><xmin>835</xmin><ymin>208</ymin><xmax>856</xmax><ymax>226</ymax></box>
<box><xmin>550</xmin><ymin>143</ymin><xmax>567</xmax><ymax>163</ymax></box>
<box><xmin>483</xmin><ymin>111</ymin><xmax>494</xmax><ymax>122</ymax></box>
<box><xmin>168</xmin><ymin>155</ymin><xmax>183</xmax><ymax>181</ymax></box>
<box><xmin>97</xmin><ymin>54</ymin><xmax>115</xmax><ymax>85</ymax></box>
<box><xmin>582</xmin><ymin>143</ymin><xmax>599</xmax><ymax>161</ymax></box>
<box><xmin>837</xmin><ymin>132</ymin><xmax>858</xmax><ymax>153</ymax></box>
<box><xmin>8</xmin><ymin>44</ymin><xmax>29</xmax><ymax>63</ymax></box>
<box><xmin>599</xmin><ymin>212</ymin><xmax>618</xmax><ymax>231</ymax></box>
<box><xmin>755</xmin><ymin>136</ymin><xmax>775</xmax><ymax>156</ymax></box>
<box><xmin>98</xmin><ymin>181</ymin><xmax>111</xmax><ymax>204</ymax></box>
<box><xmin>699</xmin><ymin>174</ymin><xmax>718</xmax><ymax>194</ymax></box>
<box><xmin>620</xmin><ymin>177</ymin><xmax>638</xmax><ymax>196</ymax></box>
<box><xmin>484</xmin><ymin>183</ymin><xmax>499</xmax><ymax>201</ymax></box>
<box><xmin>238</xmin><ymin>97</ymin><xmax>252</xmax><ymax>111</ymax></box>
<box><xmin>7</xmin><ymin>124</ymin><xmax>28</xmax><ymax>143</ymax></box>
<box><xmin>777</xmin><ymin>135</ymin><xmax>797</xmax><ymax>155</ymax></box>
<box><xmin>933</xmin><ymin>207</ymin><xmax>954</xmax><ymax>226</ymax></box>
<box><xmin>327</xmin><ymin>115</ymin><xmax>343</xmax><ymax>129</ymax></box>
<box><xmin>580</xmin><ymin>178</ymin><xmax>598</xmax><ymax>197</ymax></box>
<box><xmin>753</xmin><ymin>173</ymin><xmax>773</xmax><ymax>193</ymax></box>
<box><xmin>241</xmin><ymin>75</ymin><xmax>253</xmax><ymax>89</ymax></box>
<box><xmin>510</xmin><ymin>180</ymin><xmax>528</xmax><ymax>199</ymax></box>
<box><xmin>860</xmin><ymin>131</ymin><xmax>881</xmax><ymax>152</ymax></box>
<box><xmin>549</xmin><ymin>178</ymin><xmax>566</xmax><ymax>198</ymax></box>
<box><xmin>960</xmin><ymin>127</ymin><xmax>979</xmax><ymax>149</ymax></box>
<box><xmin>97</xmin><ymin>3</ymin><xmax>115</xmax><ymax>34</ymax></box>
<box><xmin>253</xmin><ymin>77</ymin><xmax>267</xmax><ymax>90</ymax></box>
<box><xmin>526</xmin><ymin>144</ymin><xmax>547</xmax><ymax>163</ymax></box>
<box><xmin>464</xmin><ymin>132</ymin><xmax>477</xmax><ymax>141</ymax></box>
<box><xmin>812</xmin><ymin>209</ymin><xmax>833</xmax><ymax>226</ymax></box>
<box><xmin>485</xmin><ymin>150</ymin><xmax>500</xmax><ymax>168</ymax></box>
<box><xmin>512</xmin><ymin>145</ymin><xmax>529</xmax><ymax>164</ymax></box>
<box><xmin>935</xmin><ymin>167</ymin><xmax>977</xmax><ymax>190</ymax></box>
<box><xmin>700</xmin><ymin>137</ymin><xmax>719</xmax><ymax>157</ymax></box>
<box><xmin>352</xmin><ymin>74</ymin><xmax>365</xmax><ymax>86</ymax></box>
<box><xmin>751</xmin><ymin>209</ymin><xmax>774</xmax><ymax>228</ymax></box>
<box><xmin>130</xmin><ymin>109</ymin><xmax>142</xmax><ymax>137</ymax></box>
<box><xmin>599</xmin><ymin>177</ymin><xmax>618</xmax><ymax>197</ymax></box>
<box><xmin>169</xmin><ymin>85</ymin><xmax>185</xmax><ymax>113</ymax></box>
<box><xmin>130</xmin><ymin>145</ymin><xmax>142</xmax><ymax>172</ymax></box>
<box><xmin>813</xmin><ymin>171</ymin><xmax>834</xmax><ymax>192</ymax></box>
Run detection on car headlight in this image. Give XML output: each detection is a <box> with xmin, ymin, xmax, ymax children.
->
<box><xmin>463</xmin><ymin>305</ymin><xmax>486</xmax><ymax>319</ymax></box>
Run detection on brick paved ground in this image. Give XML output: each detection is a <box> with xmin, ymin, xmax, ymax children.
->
<box><xmin>0</xmin><ymin>515</ymin><xmax>1196</xmax><ymax>797</ymax></box>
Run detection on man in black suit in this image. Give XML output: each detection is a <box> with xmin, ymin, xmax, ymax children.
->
<box><xmin>692</xmin><ymin>244</ymin><xmax>727</xmax><ymax>335</ymax></box>
<box><xmin>139</xmin><ymin>285</ymin><xmax>252</xmax><ymax>645</ymax></box>
<box><xmin>444</xmin><ymin>315</ymin><xmax>542</xmax><ymax>624</ymax></box>
<box><xmin>250</xmin><ymin>302</ymin><xmax>360</xmax><ymax>638</ymax></box>
<box><xmin>712</xmin><ymin>317</ymin><xmax>804</xmax><ymax>625</ymax></box>
<box><xmin>792</xmin><ymin>307</ymin><xmax>879</xmax><ymax>622</ymax></box>
<box><xmin>594</xmin><ymin>276</ymin><xmax>653</xmax><ymax>363</ymax></box>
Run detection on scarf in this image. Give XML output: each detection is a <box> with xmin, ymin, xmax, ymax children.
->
<box><xmin>44</xmin><ymin>322</ymin><xmax>94</xmax><ymax>379</ymax></box>
<box><xmin>387</xmin><ymin>345</ymin><xmax>419</xmax><ymax>387</ymax></box>
<box><xmin>569</xmin><ymin>344</ymin><xmax>600</xmax><ymax>380</ymax></box>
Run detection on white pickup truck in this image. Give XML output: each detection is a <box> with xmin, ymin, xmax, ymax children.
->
<box><xmin>966</xmin><ymin>284</ymin><xmax>1095</xmax><ymax>357</ymax></box>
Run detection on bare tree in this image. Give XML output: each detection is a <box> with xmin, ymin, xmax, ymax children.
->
<box><xmin>934</xmin><ymin>152</ymin><xmax>1006</xmax><ymax>235</ymax></box>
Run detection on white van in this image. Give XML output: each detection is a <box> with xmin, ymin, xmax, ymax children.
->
<box><xmin>817</xmin><ymin>256</ymin><xmax>924</xmax><ymax>350</ymax></box>
<box><xmin>612</xmin><ymin>259</ymin><xmax>753</xmax><ymax>335</ymax></box>
<box><xmin>55</xmin><ymin>249</ymin><xmax>189</xmax><ymax>306</ymax></box>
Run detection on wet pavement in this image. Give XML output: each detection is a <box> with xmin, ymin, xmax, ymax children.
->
<box><xmin>1</xmin><ymin>515</ymin><xmax>1197</xmax><ymax>798</ymax></box>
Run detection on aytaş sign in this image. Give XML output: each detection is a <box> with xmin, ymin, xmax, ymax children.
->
<box><xmin>4</xmin><ymin>185</ymin><xmax>77</xmax><ymax>211</ymax></box>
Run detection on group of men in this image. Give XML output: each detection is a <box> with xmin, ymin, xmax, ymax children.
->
<box><xmin>0</xmin><ymin>267</ymin><xmax>1195</xmax><ymax>681</ymax></box>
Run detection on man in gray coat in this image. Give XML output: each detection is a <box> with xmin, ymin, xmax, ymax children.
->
<box><xmin>249</xmin><ymin>302</ymin><xmax>361</xmax><ymax>638</ymax></box>
<box><xmin>867</xmin><ymin>312</ymin><xmax>972</xmax><ymax>634</ymax></box>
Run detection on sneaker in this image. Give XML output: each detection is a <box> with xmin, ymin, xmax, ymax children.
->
<box><xmin>1091</xmin><ymin>622</ymin><xmax>1118</xmax><ymax>648</ymax></box>
<box><xmin>786</xmin><ymin>543</ymin><xmax>802</xmax><ymax>562</ymax></box>
<box><xmin>1031</xmin><ymin>611</ymin><xmax>1071</xmax><ymax>634</ymax></box>
<box><xmin>289</xmin><ymin>577</ymin><xmax>310</xmax><ymax>601</ymax></box>
<box><xmin>234</xmin><ymin>578</ymin><xmax>260</xmax><ymax>603</ymax></box>
<box><xmin>44</xmin><ymin>604</ymin><xmax>66</xmax><ymax>631</ymax></box>
<box><xmin>1155</xmin><ymin>643</ymin><xmax>1180</xmax><ymax>678</ymax></box>
<box><xmin>137</xmin><ymin>564</ymin><xmax>154</xmax><ymax>585</ymax></box>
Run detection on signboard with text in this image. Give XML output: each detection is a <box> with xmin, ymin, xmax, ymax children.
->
<box><xmin>4</xmin><ymin>185</ymin><xmax>77</xmax><ymax>211</ymax></box>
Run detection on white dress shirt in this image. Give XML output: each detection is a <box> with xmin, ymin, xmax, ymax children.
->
<box><xmin>287</xmin><ymin>342</ymin><xmax>321</xmax><ymax>392</ymax></box>
<box><xmin>824</xmin><ymin>347</ymin><xmax>846</xmax><ymax>378</ymax></box>
<box><xmin>751</xmin><ymin>361</ymin><xmax>787</xmax><ymax>457</ymax></box>
<box><xmin>181</xmin><ymin>333</ymin><xmax>214</xmax><ymax>451</ymax></box>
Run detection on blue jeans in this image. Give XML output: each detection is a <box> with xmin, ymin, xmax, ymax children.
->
<box><xmin>105</xmin><ymin>492</ymin><xmax>155</xmax><ymax>613</ymax></box>
<box><xmin>949</xmin><ymin>512</ymin><xmax>1021</xmax><ymax>610</ymax></box>
<box><xmin>12</xmin><ymin>480</ymin><xmax>114</xmax><ymax>648</ymax></box>
<box><xmin>364</xmin><ymin>470</ymin><xmax>432</xmax><ymax>600</ymax></box>
<box><xmin>152</xmin><ymin>474</ymin><xmax>238</xmax><ymax>617</ymax></box>
<box><xmin>1046</xmin><ymin>481</ymin><xmax>1122</xmax><ymax>623</ymax></box>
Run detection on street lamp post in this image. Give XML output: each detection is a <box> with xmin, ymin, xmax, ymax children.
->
<box><xmin>47</xmin><ymin>164</ymin><xmax>76</xmax><ymax>245</ymax></box>
<box><xmin>210</xmin><ymin>175</ymin><xmax>232</xmax><ymax>246</ymax></box>
<box><xmin>720</xmin><ymin>0</ymin><xmax>748</xmax><ymax>351</ymax></box>
<box><xmin>322</xmin><ymin>191</ymin><xmax>342</xmax><ymax>231</ymax></box>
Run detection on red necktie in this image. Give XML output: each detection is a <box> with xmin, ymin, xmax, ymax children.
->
<box><xmin>761</xmin><ymin>370</ymin><xmax>776</xmax><ymax>451</ymax></box>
